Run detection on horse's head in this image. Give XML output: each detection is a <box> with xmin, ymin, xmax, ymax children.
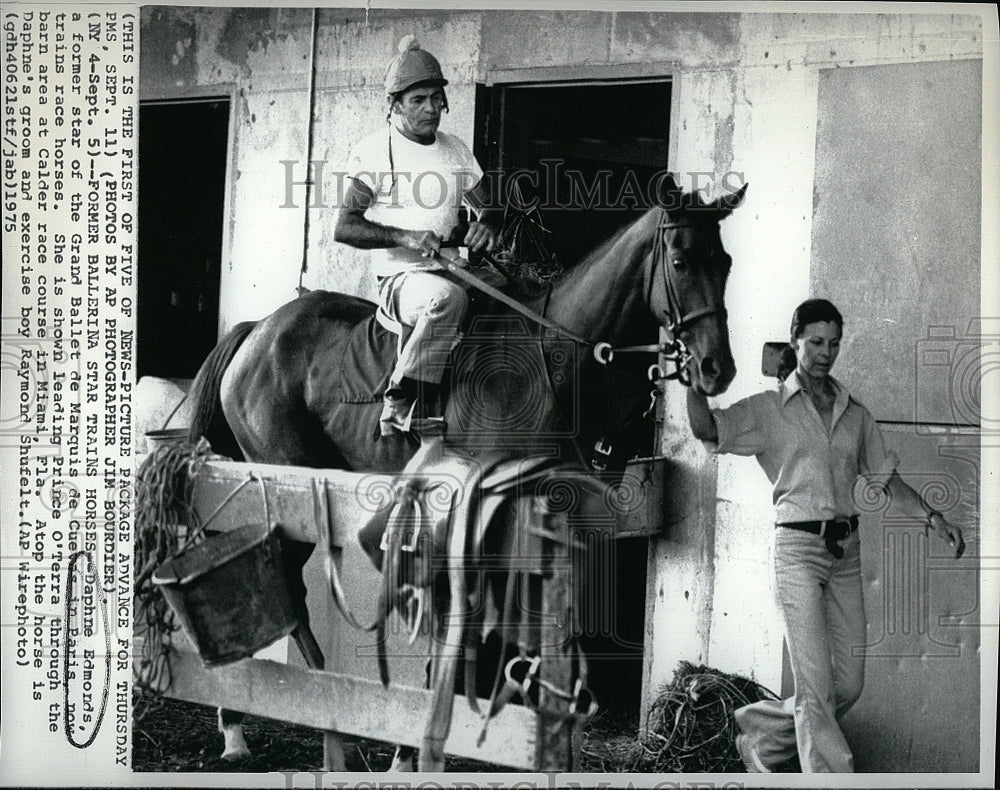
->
<box><xmin>646</xmin><ymin>174</ymin><xmax>746</xmax><ymax>396</ymax></box>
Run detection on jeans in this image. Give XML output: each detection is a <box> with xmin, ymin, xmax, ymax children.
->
<box><xmin>376</xmin><ymin>270</ymin><xmax>469</xmax><ymax>387</ymax></box>
<box><xmin>735</xmin><ymin>527</ymin><xmax>866</xmax><ymax>772</ymax></box>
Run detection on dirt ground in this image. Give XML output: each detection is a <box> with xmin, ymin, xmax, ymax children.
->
<box><xmin>131</xmin><ymin>690</ymin><xmax>652</xmax><ymax>774</ymax></box>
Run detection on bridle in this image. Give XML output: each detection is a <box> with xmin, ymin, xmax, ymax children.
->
<box><xmin>439</xmin><ymin>209</ymin><xmax>728</xmax><ymax>386</ymax></box>
<box><xmin>639</xmin><ymin>213</ymin><xmax>729</xmax><ymax>386</ymax></box>
<box><xmin>437</xmin><ymin>207</ymin><xmax>731</xmax><ymax>468</ymax></box>
<box><xmin>584</xmin><ymin>211</ymin><xmax>732</xmax><ymax>470</ymax></box>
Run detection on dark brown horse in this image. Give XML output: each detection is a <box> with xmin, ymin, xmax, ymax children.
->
<box><xmin>186</xmin><ymin>175</ymin><xmax>747</xmax><ymax>764</ymax></box>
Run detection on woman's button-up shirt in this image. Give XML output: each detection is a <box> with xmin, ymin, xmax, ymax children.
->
<box><xmin>708</xmin><ymin>373</ymin><xmax>895</xmax><ymax>523</ymax></box>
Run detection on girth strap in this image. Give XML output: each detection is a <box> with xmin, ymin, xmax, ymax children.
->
<box><xmin>312</xmin><ymin>478</ymin><xmax>375</xmax><ymax>633</ymax></box>
<box><xmin>419</xmin><ymin>456</ymin><xmax>484</xmax><ymax>771</ymax></box>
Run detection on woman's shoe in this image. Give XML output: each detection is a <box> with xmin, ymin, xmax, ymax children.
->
<box><xmin>735</xmin><ymin>733</ymin><xmax>772</xmax><ymax>773</ymax></box>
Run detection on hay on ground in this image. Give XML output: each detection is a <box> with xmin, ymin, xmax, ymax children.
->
<box><xmin>637</xmin><ymin>660</ymin><xmax>780</xmax><ymax>773</ymax></box>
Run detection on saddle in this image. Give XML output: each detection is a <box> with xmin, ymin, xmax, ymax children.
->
<box><xmin>356</xmin><ymin>447</ymin><xmax>608</xmax><ymax>769</ymax></box>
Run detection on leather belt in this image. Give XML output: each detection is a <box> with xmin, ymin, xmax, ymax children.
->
<box><xmin>778</xmin><ymin>516</ymin><xmax>859</xmax><ymax>558</ymax></box>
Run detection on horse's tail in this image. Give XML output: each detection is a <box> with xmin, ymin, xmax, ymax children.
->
<box><xmin>187</xmin><ymin>320</ymin><xmax>257</xmax><ymax>461</ymax></box>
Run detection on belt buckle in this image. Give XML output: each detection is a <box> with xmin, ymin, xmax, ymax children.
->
<box><xmin>828</xmin><ymin>518</ymin><xmax>852</xmax><ymax>541</ymax></box>
<box><xmin>818</xmin><ymin>520</ymin><xmax>828</xmax><ymax>538</ymax></box>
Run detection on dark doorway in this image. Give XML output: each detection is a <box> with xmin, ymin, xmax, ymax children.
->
<box><xmin>578</xmin><ymin>533</ymin><xmax>650</xmax><ymax>719</ymax></box>
<box><xmin>138</xmin><ymin>98</ymin><xmax>229</xmax><ymax>378</ymax></box>
<box><xmin>475</xmin><ymin>78</ymin><xmax>671</xmax><ymax>716</ymax></box>
<box><xmin>476</xmin><ymin>79</ymin><xmax>671</xmax><ymax>267</ymax></box>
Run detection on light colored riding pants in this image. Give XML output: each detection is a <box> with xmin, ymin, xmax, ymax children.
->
<box><xmin>735</xmin><ymin>527</ymin><xmax>866</xmax><ymax>772</ymax></box>
<box><xmin>376</xmin><ymin>270</ymin><xmax>469</xmax><ymax>387</ymax></box>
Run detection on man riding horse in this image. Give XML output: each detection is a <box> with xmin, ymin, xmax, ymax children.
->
<box><xmin>335</xmin><ymin>35</ymin><xmax>500</xmax><ymax>438</ymax></box>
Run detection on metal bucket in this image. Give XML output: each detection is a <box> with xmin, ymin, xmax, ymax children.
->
<box><xmin>613</xmin><ymin>456</ymin><xmax>670</xmax><ymax>538</ymax></box>
<box><xmin>152</xmin><ymin>523</ymin><xmax>298</xmax><ymax>665</ymax></box>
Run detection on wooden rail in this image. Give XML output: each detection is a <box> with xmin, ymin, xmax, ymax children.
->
<box><xmin>166</xmin><ymin>651</ymin><xmax>541</xmax><ymax>768</ymax></box>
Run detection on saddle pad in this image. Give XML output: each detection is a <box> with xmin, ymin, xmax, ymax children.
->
<box><xmin>338</xmin><ymin>314</ymin><xmax>398</xmax><ymax>404</ymax></box>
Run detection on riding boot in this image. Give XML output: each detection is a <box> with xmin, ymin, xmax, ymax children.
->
<box><xmin>413</xmin><ymin>381</ymin><xmax>442</xmax><ymax>419</ymax></box>
<box><xmin>380</xmin><ymin>378</ymin><xmax>446</xmax><ymax>437</ymax></box>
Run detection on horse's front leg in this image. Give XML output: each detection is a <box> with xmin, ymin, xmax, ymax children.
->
<box><xmin>215</xmin><ymin>539</ymin><xmax>325</xmax><ymax>761</ymax></box>
<box><xmin>217</xmin><ymin>708</ymin><xmax>252</xmax><ymax>761</ymax></box>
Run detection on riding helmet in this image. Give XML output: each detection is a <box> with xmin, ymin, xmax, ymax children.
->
<box><xmin>384</xmin><ymin>35</ymin><xmax>448</xmax><ymax>97</ymax></box>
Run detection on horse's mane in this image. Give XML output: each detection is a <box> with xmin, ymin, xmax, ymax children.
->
<box><xmin>548</xmin><ymin>184</ymin><xmax>724</xmax><ymax>280</ymax></box>
<box><xmin>549</xmin><ymin>205</ymin><xmax>661</xmax><ymax>286</ymax></box>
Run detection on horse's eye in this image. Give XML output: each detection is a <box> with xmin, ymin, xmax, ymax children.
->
<box><xmin>672</xmin><ymin>256</ymin><xmax>688</xmax><ymax>270</ymax></box>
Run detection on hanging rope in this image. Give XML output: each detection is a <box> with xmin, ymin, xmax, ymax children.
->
<box><xmin>134</xmin><ymin>440</ymin><xmax>275</xmax><ymax>709</ymax></box>
<box><xmin>134</xmin><ymin>439</ymin><xmax>214</xmax><ymax>707</ymax></box>
<box><xmin>296</xmin><ymin>7</ymin><xmax>321</xmax><ymax>296</ymax></box>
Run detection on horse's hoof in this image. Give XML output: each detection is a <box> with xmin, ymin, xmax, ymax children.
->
<box><xmin>218</xmin><ymin>716</ymin><xmax>252</xmax><ymax>761</ymax></box>
<box><xmin>220</xmin><ymin>743</ymin><xmax>252</xmax><ymax>761</ymax></box>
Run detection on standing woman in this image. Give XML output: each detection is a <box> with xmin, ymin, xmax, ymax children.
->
<box><xmin>686</xmin><ymin>298</ymin><xmax>965</xmax><ymax>773</ymax></box>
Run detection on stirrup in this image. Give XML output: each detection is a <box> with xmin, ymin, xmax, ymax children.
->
<box><xmin>380</xmin><ymin>396</ymin><xmax>416</xmax><ymax>437</ymax></box>
<box><xmin>380</xmin><ymin>397</ymin><xmax>447</xmax><ymax>437</ymax></box>
<box><xmin>408</xmin><ymin>416</ymin><xmax>447</xmax><ymax>437</ymax></box>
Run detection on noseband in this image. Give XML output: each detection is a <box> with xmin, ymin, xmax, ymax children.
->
<box><xmin>646</xmin><ymin>216</ymin><xmax>728</xmax><ymax>385</ymax></box>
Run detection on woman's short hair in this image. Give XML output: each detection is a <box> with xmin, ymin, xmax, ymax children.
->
<box><xmin>777</xmin><ymin>298</ymin><xmax>844</xmax><ymax>380</ymax></box>
<box><xmin>789</xmin><ymin>298</ymin><xmax>844</xmax><ymax>339</ymax></box>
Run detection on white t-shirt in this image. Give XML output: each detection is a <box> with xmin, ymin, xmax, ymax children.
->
<box><xmin>344</xmin><ymin>126</ymin><xmax>484</xmax><ymax>278</ymax></box>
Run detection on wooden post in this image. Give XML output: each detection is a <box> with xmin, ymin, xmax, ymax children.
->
<box><xmin>532</xmin><ymin>495</ymin><xmax>578</xmax><ymax>772</ymax></box>
<box><xmin>322</xmin><ymin>733</ymin><xmax>346</xmax><ymax>771</ymax></box>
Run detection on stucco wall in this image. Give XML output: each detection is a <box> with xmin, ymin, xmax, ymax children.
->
<box><xmin>139</xmin><ymin>6</ymin><xmax>988</xmax><ymax>773</ymax></box>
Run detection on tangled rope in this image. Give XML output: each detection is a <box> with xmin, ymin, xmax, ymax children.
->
<box><xmin>133</xmin><ymin>437</ymin><xmax>214</xmax><ymax>714</ymax></box>
<box><xmin>637</xmin><ymin>661</ymin><xmax>780</xmax><ymax>773</ymax></box>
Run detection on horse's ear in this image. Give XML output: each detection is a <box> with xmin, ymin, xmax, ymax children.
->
<box><xmin>712</xmin><ymin>181</ymin><xmax>749</xmax><ymax>217</ymax></box>
<box><xmin>655</xmin><ymin>172</ymin><xmax>684</xmax><ymax>211</ymax></box>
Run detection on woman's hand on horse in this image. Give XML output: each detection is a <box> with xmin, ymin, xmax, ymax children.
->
<box><xmin>401</xmin><ymin>230</ymin><xmax>443</xmax><ymax>258</ymax></box>
<box><xmin>930</xmin><ymin>513</ymin><xmax>966</xmax><ymax>559</ymax></box>
<box><xmin>463</xmin><ymin>221</ymin><xmax>496</xmax><ymax>254</ymax></box>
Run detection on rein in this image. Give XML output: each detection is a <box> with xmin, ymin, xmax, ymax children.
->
<box><xmin>439</xmin><ymin>212</ymin><xmax>726</xmax><ymax>387</ymax></box>
<box><xmin>441</xmin><ymin>210</ymin><xmax>727</xmax><ymax>470</ymax></box>
<box><xmin>438</xmin><ymin>212</ymin><xmax>726</xmax><ymax>387</ymax></box>
<box><xmin>438</xmin><ymin>248</ymin><xmax>594</xmax><ymax>348</ymax></box>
